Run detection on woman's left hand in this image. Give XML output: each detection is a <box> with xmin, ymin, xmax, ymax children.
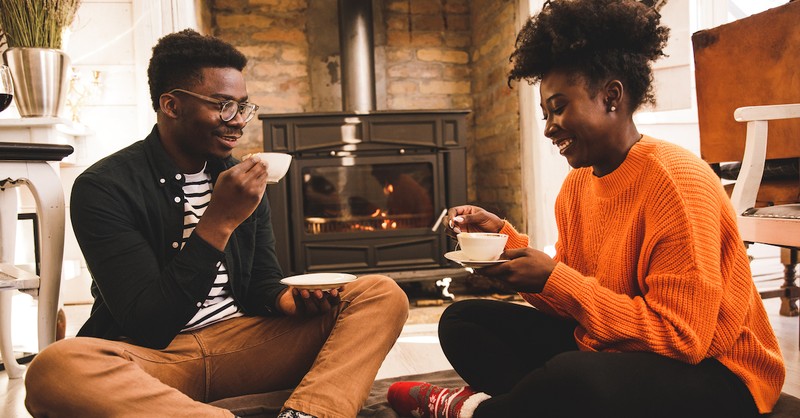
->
<box><xmin>479</xmin><ymin>247</ymin><xmax>557</xmax><ymax>293</ymax></box>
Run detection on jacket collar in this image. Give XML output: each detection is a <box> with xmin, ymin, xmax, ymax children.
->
<box><xmin>143</xmin><ymin>124</ymin><xmax>236</xmax><ymax>183</ymax></box>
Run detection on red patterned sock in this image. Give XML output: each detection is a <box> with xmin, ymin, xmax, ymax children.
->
<box><xmin>387</xmin><ymin>381</ymin><xmax>491</xmax><ymax>418</ymax></box>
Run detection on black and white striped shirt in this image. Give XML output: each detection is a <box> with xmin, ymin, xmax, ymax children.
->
<box><xmin>180</xmin><ymin>166</ymin><xmax>242</xmax><ymax>331</ymax></box>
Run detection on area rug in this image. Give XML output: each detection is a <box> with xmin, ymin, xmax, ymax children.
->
<box><xmin>209</xmin><ymin>369</ymin><xmax>465</xmax><ymax>417</ymax></box>
<box><xmin>211</xmin><ymin>368</ymin><xmax>800</xmax><ymax>418</ymax></box>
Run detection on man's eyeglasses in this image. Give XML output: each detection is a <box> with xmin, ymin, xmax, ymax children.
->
<box><xmin>167</xmin><ymin>88</ymin><xmax>259</xmax><ymax>123</ymax></box>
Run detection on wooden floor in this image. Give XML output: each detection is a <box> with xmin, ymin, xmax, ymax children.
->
<box><xmin>1</xmin><ymin>245</ymin><xmax>798</xmax><ymax>417</ymax></box>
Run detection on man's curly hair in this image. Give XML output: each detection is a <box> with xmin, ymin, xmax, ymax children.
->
<box><xmin>147</xmin><ymin>29</ymin><xmax>247</xmax><ymax>112</ymax></box>
<box><xmin>509</xmin><ymin>0</ymin><xmax>669</xmax><ymax>111</ymax></box>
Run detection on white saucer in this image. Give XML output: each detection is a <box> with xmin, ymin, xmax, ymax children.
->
<box><xmin>280</xmin><ymin>272</ymin><xmax>357</xmax><ymax>290</ymax></box>
<box><xmin>444</xmin><ymin>250</ymin><xmax>508</xmax><ymax>268</ymax></box>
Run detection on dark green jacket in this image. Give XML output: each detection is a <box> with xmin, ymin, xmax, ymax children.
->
<box><xmin>71</xmin><ymin>126</ymin><xmax>286</xmax><ymax>349</ymax></box>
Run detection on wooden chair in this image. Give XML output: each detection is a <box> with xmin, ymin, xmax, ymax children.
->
<box><xmin>692</xmin><ymin>1</ymin><xmax>800</xmax><ymax>325</ymax></box>
<box><xmin>728</xmin><ymin>104</ymin><xmax>800</xmax><ymax>349</ymax></box>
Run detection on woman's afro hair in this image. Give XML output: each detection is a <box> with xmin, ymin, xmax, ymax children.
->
<box><xmin>147</xmin><ymin>29</ymin><xmax>247</xmax><ymax>111</ymax></box>
<box><xmin>509</xmin><ymin>0</ymin><xmax>669</xmax><ymax>111</ymax></box>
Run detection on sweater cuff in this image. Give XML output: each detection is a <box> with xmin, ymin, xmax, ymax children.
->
<box><xmin>499</xmin><ymin>221</ymin><xmax>529</xmax><ymax>249</ymax></box>
<box><xmin>540</xmin><ymin>262</ymin><xmax>586</xmax><ymax>311</ymax></box>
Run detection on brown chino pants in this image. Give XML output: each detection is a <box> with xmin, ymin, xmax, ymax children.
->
<box><xmin>24</xmin><ymin>275</ymin><xmax>409</xmax><ymax>418</ymax></box>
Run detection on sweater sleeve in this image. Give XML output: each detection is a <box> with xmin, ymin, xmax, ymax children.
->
<box><xmin>499</xmin><ymin>221</ymin><xmax>529</xmax><ymax>249</ymax></box>
<box><xmin>499</xmin><ymin>221</ymin><xmax>576</xmax><ymax>319</ymax></box>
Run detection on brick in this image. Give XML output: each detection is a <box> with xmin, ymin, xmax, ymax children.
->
<box><xmin>388</xmin><ymin>95</ymin><xmax>451</xmax><ymax>110</ymax></box>
<box><xmin>281</xmin><ymin>46</ymin><xmax>307</xmax><ymax>62</ymax></box>
<box><xmin>257</xmin><ymin>92</ymin><xmax>309</xmax><ymax>112</ymax></box>
<box><xmin>387</xmin><ymin>31</ymin><xmax>443</xmax><ymax>47</ymax></box>
<box><xmin>244</xmin><ymin>80</ymin><xmax>280</xmax><ymax>94</ymax></box>
<box><xmin>417</xmin><ymin>48</ymin><xmax>469</xmax><ymax>64</ymax></box>
<box><xmin>387</xmin><ymin>62</ymin><xmax>442</xmax><ymax>78</ymax></box>
<box><xmin>276</xmin><ymin>78</ymin><xmax>310</xmax><ymax>94</ymax></box>
<box><xmin>251</xmin><ymin>28</ymin><xmax>307</xmax><ymax>45</ymax></box>
<box><xmin>249</xmin><ymin>0</ymin><xmax>307</xmax><ymax>12</ymax></box>
<box><xmin>443</xmin><ymin>64</ymin><xmax>470</xmax><ymax>78</ymax></box>
<box><xmin>237</xmin><ymin>45</ymin><xmax>280</xmax><ymax>60</ymax></box>
<box><xmin>477</xmin><ymin>32</ymin><xmax>503</xmax><ymax>60</ymax></box>
<box><xmin>412</xmin><ymin>15</ymin><xmax>445</xmax><ymax>32</ymax></box>
<box><xmin>386</xmin><ymin>0</ymin><xmax>410</xmax><ymax>13</ymax></box>
<box><xmin>216</xmin><ymin>14</ymin><xmax>275</xmax><ymax>29</ymax></box>
<box><xmin>386</xmin><ymin>15</ymin><xmax>410</xmax><ymax>31</ymax></box>
<box><xmin>388</xmin><ymin>80</ymin><xmax>419</xmax><ymax>94</ymax></box>
<box><xmin>409</xmin><ymin>0</ymin><xmax>442</xmax><ymax>14</ymax></box>
<box><xmin>451</xmin><ymin>95</ymin><xmax>473</xmax><ymax>109</ymax></box>
<box><xmin>211</xmin><ymin>0</ymin><xmax>250</xmax><ymax>12</ymax></box>
<box><xmin>444</xmin><ymin>14</ymin><xmax>470</xmax><ymax>31</ymax></box>
<box><xmin>385</xmin><ymin>49</ymin><xmax>414</xmax><ymax>62</ymax></box>
<box><xmin>420</xmin><ymin>80</ymin><xmax>470</xmax><ymax>95</ymax></box>
<box><xmin>443</xmin><ymin>0</ymin><xmax>470</xmax><ymax>14</ymax></box>
<box><xmin>444</xmin><ymin>33</ymin><xmax>471</xmax><ymax>48</ymax></box>
<box><xmin>250</xmin><ymin>62</ymin><xmax>307</xmax><ymax>78</ymax></box>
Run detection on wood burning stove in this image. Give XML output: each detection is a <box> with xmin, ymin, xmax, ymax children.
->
<box><xmin>257</xmin><ymin>1</ymin><xmax>469</xmax><ymax>285</ymax></box>
<box><xmin>259</xmin><ymin>110</ymin><xmax>468</xmax><ymax>277</ymax></box>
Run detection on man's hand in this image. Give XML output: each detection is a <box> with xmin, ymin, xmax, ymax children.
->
<box><xmin>278</xmin><ymin>286</ymin><xmax>343</xmax><ymax>316</ymax></box>
<box><xmin>194</xmin><ymin>157</ymin><xmax>268</xmax><ymax>250</ymax></box>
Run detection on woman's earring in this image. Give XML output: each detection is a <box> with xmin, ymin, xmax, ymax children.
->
<box><xmin>610</xmin><ymin>105</ymin><xmax>616</xmax><ymax>112</ymax></box>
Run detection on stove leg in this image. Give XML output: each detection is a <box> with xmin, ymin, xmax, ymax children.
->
<box><xmin>435</xmin><ymin>277</ymin><xmax>455</xmax><ymax>301</ymax></box>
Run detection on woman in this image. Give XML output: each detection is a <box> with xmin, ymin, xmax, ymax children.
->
<box><xmin>387</xmin><ymin>1</ymin><xmax>785</xmax><ymax>417</ymax></box>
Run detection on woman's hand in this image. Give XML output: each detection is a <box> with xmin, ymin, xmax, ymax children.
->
<box><xmin>479</xmin><ymin>247</ymin><xmax>557</xmax><ymax>293</ymax></box>
<box><xmin>277</xmin><ymin>286</ymin><xmax>342</xmax><ymax>316</ymax></box>
<box><xmin>446</xmin><ymin>205</ymin><xmax>504</xmax><ymax>235</ymax></box>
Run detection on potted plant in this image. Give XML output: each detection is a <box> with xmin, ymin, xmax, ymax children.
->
<box><xmin>0</xmin><ymin>0</ymin><xmax>81</xmax><ymax>117</ymax></box>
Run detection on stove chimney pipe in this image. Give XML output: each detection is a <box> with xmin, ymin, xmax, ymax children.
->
<box><xmin>338</xmin><ymin>0</ymin><xmax>377</xmax><ymax>112</ymax></box>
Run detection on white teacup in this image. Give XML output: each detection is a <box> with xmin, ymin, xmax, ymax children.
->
<box><xmin>457</xmin><ymin>232</ymin><xmax>508</xmax><ymax>261</ymax></box>
<box><xmin>249</xmin><ymin>152</ymin><xmax>292</xmax><ymax>183</ymax></box>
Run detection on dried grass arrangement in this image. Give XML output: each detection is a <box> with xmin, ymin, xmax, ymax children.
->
<box><xmin>0</xmin><ymin>0</ymin><xmax>81</xmax><ymax>49</ymax></box>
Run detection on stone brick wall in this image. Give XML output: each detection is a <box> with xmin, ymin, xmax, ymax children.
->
<box><xmin>382</xmin><ymin>0</ymin><xmax>472</xmax><ymax>110</ymax></box>
<box><xmin>469</xmin><ymin>0</ymin><xmax>522</xmax><ymax>227</ymax></box>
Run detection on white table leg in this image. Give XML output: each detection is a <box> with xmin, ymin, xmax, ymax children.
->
<box><xmin>23</xmin><ymin>163</ymin><xmax>65</xmax><ymax>351</ymax></box>
<box><xmin>0</xmin><ymin>186</ymin><xmax>26</xmax><ymax>378</ymax></box>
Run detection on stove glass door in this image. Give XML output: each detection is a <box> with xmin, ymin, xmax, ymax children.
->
<box><xmin>302</xmin><ymin>160</ymin><xmax>435</xmax><ymax>234</ymax></box>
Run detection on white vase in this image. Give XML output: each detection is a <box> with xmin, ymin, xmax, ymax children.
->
<box><xmin>2</xmin><ymin>48</ymin><xmax>70</xmax><ymax>118</ymax></box>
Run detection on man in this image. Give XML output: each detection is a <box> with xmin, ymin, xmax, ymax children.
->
<box><xmin>24</xmin><ymin>29</ymin><xmax>409</xmax><ymax>418</ymax></box>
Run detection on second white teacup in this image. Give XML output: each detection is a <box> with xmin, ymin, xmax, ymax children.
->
<box><xmin>457</xmin><ymin>232</ymin><xmax>508</xmax><ymax>261</ymax></box>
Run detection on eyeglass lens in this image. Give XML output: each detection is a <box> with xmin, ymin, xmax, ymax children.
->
<box><xmin>220</xmin><ymin>101</ymin><xmax>256</xmax><ymax>122</ymax></box>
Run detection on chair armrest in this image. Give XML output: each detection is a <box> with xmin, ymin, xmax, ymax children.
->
<box><xmin>730</xmin><ymin>104</ymin><xmax>800</xmax><ymax>214</ymax></box>
<box><xmin>734</xmin><ymin>104</ymin><xmax>800</xmax><ymax>122</ymax></box>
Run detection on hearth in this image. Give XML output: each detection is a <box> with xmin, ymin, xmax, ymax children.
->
<box><xmin>259</xmin><ymin>110</ymin><xmax>468</xmax><ymax>277</ymax></box>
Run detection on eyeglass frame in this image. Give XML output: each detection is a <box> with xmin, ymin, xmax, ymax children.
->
<box><xmin>166</xmin><ymin>88</ymin><xmax>259</xmax><ymax>123</ymax></box>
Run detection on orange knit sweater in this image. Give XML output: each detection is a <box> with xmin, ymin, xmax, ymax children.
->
<box><xmin>501</xmin><ymin>137</ymin><xmax>785</xmax><ymax>413</ymax></box>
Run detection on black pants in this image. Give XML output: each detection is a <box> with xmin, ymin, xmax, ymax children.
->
<box><xmin>438</xmin><ymin>299</ymin><xmax>761</xmax><ymax>418</ymax></box>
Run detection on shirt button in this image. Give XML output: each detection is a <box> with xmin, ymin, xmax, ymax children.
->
<box><xmin>175</xmin><ymin>174</ymin><xmax>182</xmax><ymax>180</ymax></box>
<box><xmin>159</xmin><ymin>178</ymin><xmax>166</xmax><ymax>184</ymax></box>
<box><xmin>196</xmin><ymin>302</ymin><xmax>202</xmax><ymax>308</ymax></box>
<box><xmin>174</xmin><ymin>196</ymin><xmax>181</xmax><ymax>203</ymax></box>
<box><xmin>172</xmin><ymin>242</ymin><xmax>179</xmax><ymax>248</ymax></box>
